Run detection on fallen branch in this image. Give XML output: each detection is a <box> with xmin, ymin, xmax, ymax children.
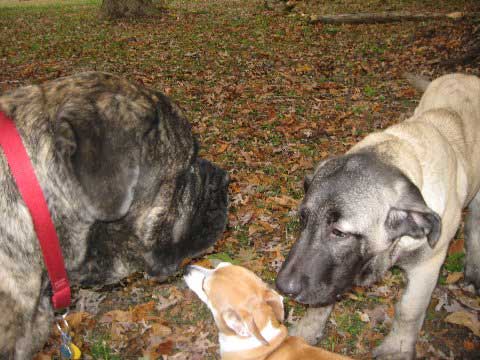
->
<box><xmin>441</xmin><ymin>44</ymin><xmax>480</xmax><ymax>68</ymax></box>
<box><xmin>309</xmin><ymin>11</ymin><xmax>471</xmax><ymax>24</ymax></box>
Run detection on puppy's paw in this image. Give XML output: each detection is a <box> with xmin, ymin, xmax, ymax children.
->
<box><xmin>465</xmin><ymin>256</ymin><xmax>480</xmax><ymax>292</ymax></box>
<box><xmin>289</xmin><ymin>305</ymin><xmax>333</xmax><ymax>345</ymax></box>
<box><xmin>372</xmin><ymin>338</ymin><xmax>415</xmax><ymax>360</ymax></box>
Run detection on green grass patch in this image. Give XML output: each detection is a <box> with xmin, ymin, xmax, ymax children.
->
<box><xmin>285</xmin><ymin>217</ymin><xmax>300</xmax><ymax>234</ymax></box>
<box><xmin>364</xmin><ymin>85</ymin><xmax>378</xmax><ymax>97</ymax></box>
<box><xmin>236</xmin><ymin>231</ymin><xmax>251</xmax><ymax>247</ymax></box>
<box><xmin>324</xmin><ymin>26</ymin><xmax>340</xmax><ymax>34</ymax></box>
<box><xmin>207</xmin><ymin>252</ymin><xmax>238</xmax><ymax>264</ymax></box>
<box><xmin>90</xmin><ymin>339</ymin><xmax>121</xmax><ymax>360</ymax></box>
<box><xmin>351</xmin><ymin>105</ymin><xmax>366</xmax><ymax>115</ymax></box>
<box><xmin>443</xmin><ymin>252</ymin><xmax>465</xmax><ymax>272</ymax></box>
<box><xmin>336</xmin><ymin>312</ymin><xmax>365</xmax><ymax>338</ymax></box>
<box><xmin>283</xmin><ymin>300</ymin><xmax>307</xmax><ymax>326</ymax></box>
<box><xmin>391</xmin><ymin>266</ymin><xmax>402</xmax><ymax>276</ymax></box>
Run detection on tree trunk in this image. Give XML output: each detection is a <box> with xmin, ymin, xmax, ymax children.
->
<box><xmin>309</xmin><ymin>11</ymin><xmax>467</xmax><ymax>24</ymax></box>
<box><xmin>100</xmin><ymin>0</ymin><xmax>159</xmax><ymax>19</ymax></box>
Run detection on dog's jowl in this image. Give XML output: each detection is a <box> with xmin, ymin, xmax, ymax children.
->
<box><xmin>0</xmin><ymin>72</ymin><xmax>228</xmax><ymax>359</ymax></box>
<box><xmin>276</xmin><ymin>73</ymin><xmax>480</xmax><ymax>359</ymax></box>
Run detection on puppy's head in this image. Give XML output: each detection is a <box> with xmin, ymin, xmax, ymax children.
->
<box><xmin>276</xmin><ymin>152</ymin><xmax>441</xmax><ymax>306</ymax></box>
<box><xmin>184</xmin><ymin>263</ymin><xmax>284</xmax><ymax>344</ymax></box>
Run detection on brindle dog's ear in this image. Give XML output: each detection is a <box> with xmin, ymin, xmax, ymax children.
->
<box><xmin>55</xmin><ymin>100</ymin><xmax>139</xmax><ymax>221</ymax></box>
<box><xmin>386</xmin><ymin>207</ymin><xmax>441</xmax><ymax>248</ymax></box>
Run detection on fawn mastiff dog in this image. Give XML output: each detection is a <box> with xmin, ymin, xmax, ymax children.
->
<box><xmin>0</xmin><ymin>72</ymin><xmax>228</xmax><ymax>359</ymax></box>
<box><xmin>185</xmin><ymin>262</ymin><xmax>351</xmax><ymax>359</ymax></box>
<box><xmin>276</xmin><ymin>73</ymin><xmax>480</xmax><ymax>359</ymax></box>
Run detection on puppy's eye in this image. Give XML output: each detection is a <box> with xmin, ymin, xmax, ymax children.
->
<box><xmin>332</xmin><ymin>228</ymin><xmax>346</xmax><ymax>238</ymax></box>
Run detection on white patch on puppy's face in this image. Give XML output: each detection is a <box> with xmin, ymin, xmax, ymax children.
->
<box><xmin>183</xmin><ymin>262</ymin><xmax>233</xmax><ymax>304</ymax></box>
<box><xmin>183</xmin><ymin>265</ymin><xmax>214</xmax><ymax>304</ymax></box>
<box><xmin>184</xmin><ymin>262</ymin><xmax>234</xmax><ymax>314</ymax></box>
<box><xmin>215</xmin><ymin>262</ymin><xmax>232</xmax><ymax>269</ymax></box>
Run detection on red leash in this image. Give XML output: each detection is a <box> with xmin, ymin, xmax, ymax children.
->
<box><xmin>0</xmin><ymin>111</ymin><xmax>71</xmax><ymax>309</ymax></box>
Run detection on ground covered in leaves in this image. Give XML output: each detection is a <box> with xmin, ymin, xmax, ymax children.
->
<box><xmin>1</xmin><ymin>0</ymin><xmax>480</xmax><ymax>358</ymax></box>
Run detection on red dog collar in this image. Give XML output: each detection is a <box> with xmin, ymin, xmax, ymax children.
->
<box><xmin>0</xmin><ymin>111</ymin><xmax>71</xmax><ymax>309</ymax></box>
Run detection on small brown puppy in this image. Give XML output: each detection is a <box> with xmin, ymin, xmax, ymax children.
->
<box><xmin>184</xmin><ymin>262</ymin><xmax>351</xmax><ymax>360</ymax></box>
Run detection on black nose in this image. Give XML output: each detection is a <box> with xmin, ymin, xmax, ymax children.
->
<box><xmin>275</xmin><ymin>272</ymin><xmax>302</xmax><ymax>297</ymax></box>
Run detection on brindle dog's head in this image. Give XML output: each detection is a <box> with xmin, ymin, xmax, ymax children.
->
<box><xmin>0</xmin><ymin>72</ymin><xmax>228</xmax><ymax>358</ymax></box>
<box><xmin>276</xmin><ymin>152</ymin><xmax>440</xmax><ymax>306</ymax></box>
<box><xmin>136</xmin><ymin>157</ymin><xmax>229</xmax><ymax>281</ymax></box>
<box><xmin>35</xmin><ymin>72</ymin><xmax>228</xmax><ymax>284</ymax></box>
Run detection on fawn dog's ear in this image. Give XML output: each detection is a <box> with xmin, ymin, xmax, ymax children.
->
<box><xmin>386</xmin><ymin>181</ymin><xmax>441</xmax><ymax>248</ymax></box>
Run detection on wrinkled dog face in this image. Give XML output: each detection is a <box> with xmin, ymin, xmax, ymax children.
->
<box><xmin>276</xmin><ymin>152</ymin><xmax>440</xmax><ymax>306</ymax></box>
<box><xmin>59</xmin><ymin>73</ymin><xmax>229</xmax><ymax>285</ymax></box>
<box><xmin>140</xmin><ymin>158</ymin><xmax>229</xmax><ymax>280</ymax></box>
<box><xmin>78</xmin><ymin>157</ymin><xmax>228</xmax><ymax>285</ymax></box>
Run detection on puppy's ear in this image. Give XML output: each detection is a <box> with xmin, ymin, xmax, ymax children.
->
<box><xmin>55</xmin><ymin>100</ymin><xmax>139</xmax><ymax>221</ymax></box>
<box><xmin>264</xmin><ymin>288</ymin><xmax>284</xmax><ymax>323</ymax></box>
<box><xmin>222</xmin><ymin>309</ymin><xmax>268</xmax><ymax>345</ymax></box>
<box><xmin>386</xmin><ymin>207</ymin><xmax>441</xmax><ymax>248</ymax></box>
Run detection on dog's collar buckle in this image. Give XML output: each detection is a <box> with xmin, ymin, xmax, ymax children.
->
<box><xmin>0</xmin><ymin>111</ymin><xmax>71</xmax><ymax>309</ymax></box>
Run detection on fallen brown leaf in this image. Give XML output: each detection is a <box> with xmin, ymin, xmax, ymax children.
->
<box><xmin>464</xmin><ymin>339</ymin><xmax>475</xmax><ymax>351</ymax></box>
<box><xmin>445</xmin><ymin>272</ymin><xmax>463</xmax><ymax>284</ymax></box>
<box><xmin>192</xmin><ymin>258</ymin><xmax>213</xmax><ymax>268</ymax></box>
<box><xmin>33</xmin><ymin>354</ymin><xmax>51</xmax><ymax>360</ymax></box>
<box><xmin>132</xmin><ymin>301</ymin><xmax>156</xmax><ymax>321</ymax></box>
<box><xmin>444</xmin><ymin>311</ymin><xmax>480</xmax><ymax>337</ymax></box>
<box><xmin>448</xmin><ymin>238</ymin><xmax>464</xmax><ymax>255</ymax></box>
<box><xmin>214</xmin><ymin>143</ymin><xmax>229</xmax><ymax>154</ymax></box>
<box><xmin>270</xmin><ymin>195</ymin><xmax>298</xmax><ymax>207</ymax></box>
<box><xmin>100</xmin><ymin>309</ymin><xmax>132</xmax><ymax>324</ymax></box>
<box><xmin>65</xmin><ymin>311</ymin><xmax>93</xmax><ymax>330</ymax></box>
<box><xmin>151</xmin><ymin>324</ymin><xmax>172</xmax><ymax>338</ymax></box>
<box><xmin>157</xmin><ymin>339</ymin><xmax>174</xmax><ymax>355</ymax></box>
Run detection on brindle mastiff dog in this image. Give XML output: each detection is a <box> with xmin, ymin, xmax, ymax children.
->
<box><xmin>276</xmin><ymin>73</ymin><xmax>480</xmax><ymax>359</ymax></box>
<box><xmin>0</xmin><ymin>72</ymin><xmax>229</xmax><ymax>359</ymax></box>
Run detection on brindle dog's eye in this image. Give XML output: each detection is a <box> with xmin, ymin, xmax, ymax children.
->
<box><xmin>332</xmin><ymin>228</ymin><xmax>346</xmax><ymax>238</ymax></box>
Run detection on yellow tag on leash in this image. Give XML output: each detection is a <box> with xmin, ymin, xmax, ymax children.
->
<box><xmin>69</xmin><ymin>343</ymin><xmax>81</xmax><ymax>359</ymax></box>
